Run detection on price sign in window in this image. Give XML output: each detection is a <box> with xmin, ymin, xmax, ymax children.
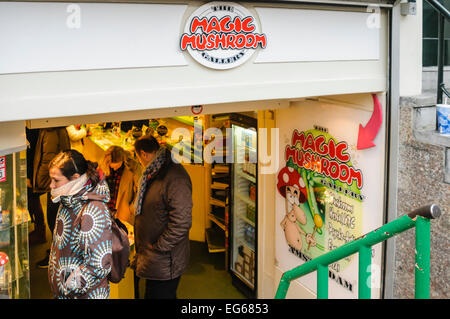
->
<box><xmin>0</xmin><ymin>156</ymin><xmax>6</xmax><ymax>182</ymax></box>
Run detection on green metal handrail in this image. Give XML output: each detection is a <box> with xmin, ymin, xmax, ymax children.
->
<box><xmin>275</xmin><ymin>204</ymin><xmax>442</xmax><ymax>299</ymax></box>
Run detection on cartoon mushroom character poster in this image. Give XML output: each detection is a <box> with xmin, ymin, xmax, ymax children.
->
<box><xmin>277</xmin><ymin>167</ymin><xmax>317</xmax><ymax>252</ymax></box>
<box><xmin>276</xmin><ymin>128</ymin><xmax>365</xmax><ymax>272</ymax></box>
<box><xmin>274</xmin><ymin>96</ymin><xmax>388</xmax><ymax>298</ymax></box>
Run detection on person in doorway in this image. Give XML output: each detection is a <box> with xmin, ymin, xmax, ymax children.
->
<box><xmin>47</xmin><ymin>150</ymin><xmax>112</xmax><ymax>299</ymax></box>
<box><xmin>132</xmin><ymin>135</ymin><xmax>192</xmax><ymax>299</ymax></box>
<box><xmin>26</xmin><ymin>128</ymin><xmax>46</xmax><ymax>245</ymax></box>
<box><xmin>66</xmin><ymin>124</ymin><xmax>88</xmax><ymax>154</ymax></box>
<box><xmin>100</xmin><ymin>145</ymin><xmax>140</xmax><ymax>225</ymax></box>
<box><xmin>32</xmin><ymin>127</ymin><xmax>71</xmax><ymax>268</ymax></box>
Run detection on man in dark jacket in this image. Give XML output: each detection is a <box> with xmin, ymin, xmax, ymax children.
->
<box><xmin>132</xmin><ymin>135</ymin><xmax>192</xmax><ymax>299</ymax></box>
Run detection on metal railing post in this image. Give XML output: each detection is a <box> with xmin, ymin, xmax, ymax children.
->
<box><xmin>408</xmin><ymin>204</ymin><xmax>441</xmax><ymax>299</ymax></box>
<box><xmin>415</xmin><ymin>216</ymin><xmax>431</xmax><ymax>299</ymax></box>
<box><xmin>275</xmin><ymin>277</ymin><xmax>290</xmax><ymax>299</ymax></box>
<box><xmin>358</xmin><ymin>245</ymin><xmax>372</xmax><ymax>299</ymax></box>
<box><xmin>437</xmin><ymin>13</ymin><xmax>445</xmax><ymax>105</ymax></box>
<box><xmin>425</xmin><ymin>0</ymin><xmax>450</xmax><ymax>108</ymax></box>
<box><xmin>275</xmin><ymin>204</ymin><xmax>441</xmax><ymax>299</ymax></box>
<box><xmin>426</xmin><ymin>0</ymin><xmax>450</xmax><ymax>21</ymax></box>
<box><xmin>317</xmin><ymin>264</ymin><xmax>328</xmax><ymax>299</ymax></box>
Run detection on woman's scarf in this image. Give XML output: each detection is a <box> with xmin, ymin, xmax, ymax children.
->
<box><xmin>51</xmin><ymin>173</ymin><xmax>89</xmax><ymax>204</ymax></box>
<box><xmin>134</xmin><ymin>147</ymin><xmax>170</xmax><ymax>216</ymax></box>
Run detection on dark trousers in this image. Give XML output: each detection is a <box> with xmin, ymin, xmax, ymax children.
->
<box><xmin>27</xmin><ymin>188</ymin><xmax>44</xmax><ymax>228</ymax></box>
<box><xmin>46</xmin><ymin>192</ymin><xmax>60</xmax><ymax>236</ymax></box>
<box><xmin>134</xmin><ymin>271</ymin><xmax>140</xmax><ymax>299</ymax></box>
<box><xmin>144</xmin><ymin>276</ymin><xmax>181</xmax><ymax>299</ymax></box>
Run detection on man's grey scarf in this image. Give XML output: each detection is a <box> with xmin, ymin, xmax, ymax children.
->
<box><xmin>134</xmin><ymin>147</ymin><xmax>170</xmax><ymax>216</ymax></box>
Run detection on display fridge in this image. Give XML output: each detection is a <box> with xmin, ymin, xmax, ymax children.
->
<box><xmin>229</xmin><ymin>116</ymin><xmax>257</xmax><ymax>298</ymax></box>
<box><xmin>210</xmin><ymin>113</ymin><xmax>257</xmax><ymax>298</ymax></box>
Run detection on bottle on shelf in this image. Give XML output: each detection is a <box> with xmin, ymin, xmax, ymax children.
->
<box><xmin>243</xmin><ymin>222</ymin><xmax>255</xmax><ymax>247</ymax></box>
<box><xmin>246</xmin><ymin>205</ymin><xmax>256</xmax><ymax>223</ymax></box>
<box><xmin>249</xmin><ymin>183</ymin><xmax>256</xmax><ymax>202</ymax></box>
<box><xmin>0</xmin><ymin>189</ymin><xmax>10</xmax><ymax>229</ymax></box>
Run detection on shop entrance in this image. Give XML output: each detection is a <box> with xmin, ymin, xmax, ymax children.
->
<box><xmin>26</xmin><ymin>110</ymin><xmax>260</xmax><ymax>299</ymax></box>
<box><xmin>0</xmin><ymin>0</ymin><xmax>393</xmax><ymax>300</ymax></box>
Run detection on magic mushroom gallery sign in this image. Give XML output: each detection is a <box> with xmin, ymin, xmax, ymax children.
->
<box><xmin>180</xmin><ymin>2</ymin><xmax>267</xmax><ymax>70</ymax></box>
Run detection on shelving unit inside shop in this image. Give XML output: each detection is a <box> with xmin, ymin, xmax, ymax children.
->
<box><xmin>205</xmin><ymin>118</ymin><xmax>231</xmax><ymax>268</ymax></box>
<box><xmin>207</xmin><ymin>164</ymin><xmax>231</xmax><ymax>266</ymax></box>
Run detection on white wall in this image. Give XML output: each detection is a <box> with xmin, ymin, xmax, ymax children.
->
<box><xmin>0</xmin><ymin>2</ymin><xmax>188</xmax><ymax>74</ymax></box>
<box><xmin>0</xmin><ymin>1</ymin><xmax>389</xmax><ymax>123</ymax></box>
<box><xmin>399</xmin><ymin>0</ymin><xmax>423</xmax><ymax>96</ymax></box>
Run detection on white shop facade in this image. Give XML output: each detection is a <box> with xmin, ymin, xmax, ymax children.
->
<box><xmin>0</xmin><ymin>0</ymin><xmax>402</xmax><ymax>299</ymax></box>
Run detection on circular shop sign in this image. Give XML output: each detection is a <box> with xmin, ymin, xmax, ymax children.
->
<box><xmin>191</xmin><ymin>105</ymin><xmax>203</xmax><ymax>115</ymax></box>
<box><xmin>180</xmin><ymin>2</ymin><xmax>267</xmax><ymax>70</ymax></box>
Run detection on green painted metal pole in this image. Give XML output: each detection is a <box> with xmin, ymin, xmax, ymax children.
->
<box><xmin>275</xmin><ymin>215</ymin><xmax>416</xmax><ymax>299</ymax></box>
<box><xmin>275</xmin><ymin>205</ymin><xmax>440</xmax><ymax>299</ymax></box>
<box><xmin>358</xmin><ymin>245</ymin><xmax>372</xmax><ymax>299</ymax></box>
<box><xmin>317</xmin><ymin>264</ymin><xmax>328</xmax><ymax>299</ymax></box>
<box><xmin>275</xmin><ymin>276</ymin><xmax>291</xmax><ymax>299</ymax></box>
<box><xmin>415</xmin><ymin>216</ymin><xmax>431</xmax><ymax>299</ymax></box>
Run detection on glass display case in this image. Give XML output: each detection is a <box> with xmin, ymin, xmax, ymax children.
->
<box><xmin>229</xmin><ymin>119</ymin><xmax>257</xmax><ymax>298</ymax></box>
<box><xmin>0</xmin><ymin>150</ymin><xmax>30</xmax><ymax>299</ymax></box>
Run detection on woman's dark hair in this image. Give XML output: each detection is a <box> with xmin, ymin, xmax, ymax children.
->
<box><xmin>134</xmin><ymin>134</ymin><xmax>160</xmax><ymax>154</ymax></box>
<box><xmin>49</xmin><ymin>150</ymin><xmax>100</xmax><ymax>185</ymax></box>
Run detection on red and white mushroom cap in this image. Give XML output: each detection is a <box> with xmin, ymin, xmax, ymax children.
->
<box><xmin>0</xmin><ymin>252</ymin><xmax>8</xmax><ymax>266</ymax></box>
<box><xmin>277</xmin><ymin>166</ymin><xmax>307</xmax><ymax>203</ymax></box>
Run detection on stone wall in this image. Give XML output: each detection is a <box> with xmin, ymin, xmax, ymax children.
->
<box><xmin>394</xmin><ymin>95</ymin><xmax>450</xmax><ymax>298</ymax></box>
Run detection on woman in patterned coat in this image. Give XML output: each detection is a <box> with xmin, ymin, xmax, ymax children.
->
<box><xmin>47</xmin><ymin>150</ymin><xmax>113</xmax><ymax>299</ymax></box>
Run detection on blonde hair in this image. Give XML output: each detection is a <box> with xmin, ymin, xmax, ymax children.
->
<box><xmin>101</xmin><ymin>146</ymin><xmax>132</xmax><ymax>176</ymax></box>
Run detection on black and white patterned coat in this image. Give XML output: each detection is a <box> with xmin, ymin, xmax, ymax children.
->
<box><xmin>48</xmin><ymin>179</ymin><xmax>113</xmax><ymax>299</ymax></box>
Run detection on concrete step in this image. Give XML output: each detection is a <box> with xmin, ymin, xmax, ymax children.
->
<box><xmin>400</xmin><ymin>93</ymin><xmax>450</xmax><ymax>184</ymax></box>
<box><xmin>422</xmin><ymin>67</ymin><xmax>450</xmax><ymax>94</ymax></box>
<box><xmin>400</xmin><ymin>93</ymin><xmax>437</xmax><ymax>131</ymax></box>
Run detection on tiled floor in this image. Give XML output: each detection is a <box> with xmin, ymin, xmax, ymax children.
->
<box><xmin>177</xmin><ymin>241</ymin><xmax>245</xmax><ymax>299</ymax></box>
<box><xmin>28</xmin><ymin>194</ymin><xmax>53</xmax><ymax>299</ymax></box>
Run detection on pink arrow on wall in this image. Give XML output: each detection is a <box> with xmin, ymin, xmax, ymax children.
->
<box><xmin>357</xmin><ymin>94</ymin><xmax>382</xmax><ymax>150</ymax></box>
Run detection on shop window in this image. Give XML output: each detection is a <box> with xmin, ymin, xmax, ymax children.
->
<box><xmin>423</xmin><ymin>0</ymin><xmax>450</xmax><ymax>67</ymax></box>
<box><xmin>0</xmin><ymin>150</ymin><xmax>30</xmax><ymax>299</ymax></box>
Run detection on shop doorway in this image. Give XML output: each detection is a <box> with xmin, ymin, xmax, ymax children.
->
<box><xmin>26</xmin><ymin>111</ymin><xmax>259</xmax><ymax>299</ymax></box>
